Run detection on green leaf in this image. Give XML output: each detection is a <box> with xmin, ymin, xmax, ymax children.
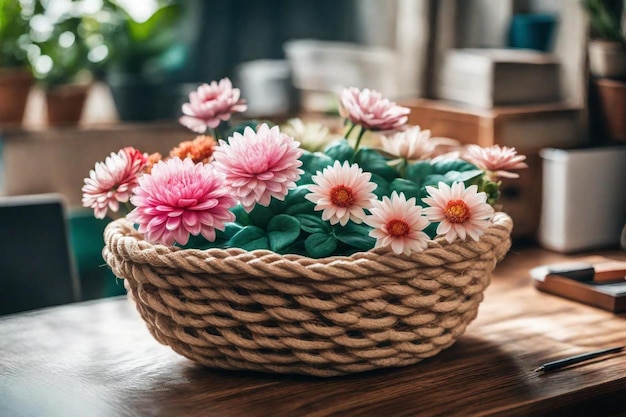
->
<box><xmin>267</xmin><ymin>215</ymin><xmax>301</xmax><ymax>252</ymax></box>
<box><xmin>419</xmin><ymin>175</ymin><xmax>450</xmax><ymax>199</ymax></box>
<box><xmin>431</xmin><ymin>159</ymin><xmax>478</xmax><ymax>174</ymax></box>
<box><xmin>218</xmin><ymin>222</ymin><xmax>244</xmax><ymax>240</ymax></box>
<box><xmin>126</xmin><ymin>4</ymin><xmax>182</xmax><ymax>43</ymax></box>
<box><xmin>354</xmin><ymin>148</ymin><xmax>398</xmax><ymax>181</ymax></box>
<box><xmin>295</xmin><ymin>214</ymin><xmax>331</xmax><ymax>234</ymax></box>
<box><xmin>297</xmin><ymin>151</ymin><xmax>334</xmax><ymax>185</ymax></box>
<box><xmin>370</xmin><ymin>174</ymin><xmax>391</xmax><ymax>199</ymax></box>
<box><xmin>228</xmin><ymin>226</ymin><xmax>269</xmax><ymax>251</ymax></box>
<box><xmin>247</xmin><ymin>201</ymin><xmax>278</xmax><ymax>230</ymax></box>
<box><xmin>405</xmin><ymin>161</ymin><xmax>434</xmax><ymax>185</ymax></box>
<box><xmin>452</xmin><ymin>169</ymin><xmax>485</xmax><ymax>185</ymax></box>
<box><xmin>230</xmin><ymin>204</ymin><xmax>250</xmax><ymax>226</ymax></box>
<box><xmin>333</xmin><ymin>222</ymin><xmax>376</xmax><ymax>251</ymax></box>
<box><xmin>283</xmin><ymin>185</ymin><xmax>316</xmax><ymax>216</ymax></box>
<box><xmin>324</xmin><ymin>139</ymin><xmax>354</xmax><ymax>162</ymax></box>
<box><xmin>389</xmin><ymin>178</ymin><xmax>421</xmax><ymax>200</ymax></box>
<box><xmin>423</xmin><ymin>221</ymin><xmax>439</xmax><ymax>239</ymax></box>
<box><xmin>305</xmin><ymin>233</ymin><xmax>338</xmax><ymax>258</ymax></box>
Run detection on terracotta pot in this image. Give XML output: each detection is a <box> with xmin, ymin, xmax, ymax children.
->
<box><xmin>595</xmin><ymin>78</ymin><xmax>626</xmax><ymax>142</ymax></box>
<box><xmin>0</xmin><ymin>68</ymin><xmax>34</xmax><ymax>125</ymax></box>
<box><xmin>45</xmin><ymin>84</ymin><xmax>90</xmax><ymax>126</ymax></box>
<box><xmin>588</xmin><ymin>40</ymin><xmax>626</xmax><ymax>79</ymax></box>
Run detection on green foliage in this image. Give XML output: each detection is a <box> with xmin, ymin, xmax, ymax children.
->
<box><xmin>305</xmin><ymin>233</ymin><xmax>338</xmax><ymax>258</ymax></box>
<box><xmin>324</xmin><ymin>139</ymin><xmax>355</xmax><ymax>162</ymax></box>
<box><xmin>267</xmin><ymin>215</ymin><xmax>300</xmax><ymax>252</ymax></box>
<box><xmin>0</xmin><ymin>0</ymin><xmax>30</xmax><ymax>68</ymax></box>
<box><xmin>354</xmin><ymin>148</ymin><xmax>397</xmax><ymax>181</ymax></box>
<box><xmin>297</xmin><ymin>151</ymin><xmax>334</xmax><ymax>185</ymax></box>
<box><xmin>228</xmin><ymin>226</ymin><xmax>269</xmax><ymax>251</ymax></box>
<box><xmin>333</xmin><ymin>222</ymin><xmax>375</xmax><ymax>250</ymax></box>
<box><xmin>582</xmin><ymin>0</ymin><xmax>625</xmax><ymax>42</ymax></box>
<box><xmin>100</xmin><ymin>0</ymin><xmax>185</xmax><ymax>76</ymax></box>
<box><xmin>30</xmin><ymin>16</ymin><xmax>93</xmax><ymax>88</ymax></box>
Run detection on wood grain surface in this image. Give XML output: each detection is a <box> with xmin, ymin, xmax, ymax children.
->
<box><xmin>1</xmin><ymin>246</ymin><xmax>626</xmax><ymax>417</ymax></box>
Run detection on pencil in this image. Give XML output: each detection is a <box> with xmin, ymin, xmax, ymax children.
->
<box><xmin>534</xmin><ymin>346</ymin><xmax>624</xmax><ymax>373</ymax></box>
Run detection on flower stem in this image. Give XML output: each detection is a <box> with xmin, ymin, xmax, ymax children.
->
<box><xmin>353</xmin><ymin>125</ymin><xmax>366</xmax><ymax>153</ymax></box>
<box><xmin>344</xmin><ymin>122</ymin><xmax>356</xmax><ymax>140</ymax></box>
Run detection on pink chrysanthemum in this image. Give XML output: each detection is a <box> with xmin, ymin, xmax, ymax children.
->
<box><xmin>339</xmin><ymin>87</ymin><xmax>410</xmax><ymax>131</ymax></box>
<box><xmin>381</xmin><ymin>125</ymin><xmax>458</xmax><ymax>160</ymax></box>
<box><xmin>365</xmin><ymin>191</ymin><xmax>431</xmax><ymax>255</ymax></box>
<box><xmin>463</xmin><ymin>144</ymin><xmax>528</xmax><ymax>181</ymax></box>
<box><xmin>212</xmin><ymin>123</ymin><xmax>304</xmax><ymax>212</ymax></box>
<box><xmin>127</xmin><ymin>157</ymin><xmax>237</xmax><ymax>246</ymax></box>
<box><xmin>422</xmin><ymin>182</ymin><xmax>494</xmax><ymax>243</ymax></box>
<box><xmin>82</xmin><ymin>148</ymin><xmax>147</xmax><ymax>219</ymax></box>
<box><xmin>305</xmin><ymin>160</ymin><xmax>377</xmax><ymax>226</ymax></box>
<box><xmin>179</xmin><ymin>78</ymin><xmax>248</xmax><ymax>134</ymax></box>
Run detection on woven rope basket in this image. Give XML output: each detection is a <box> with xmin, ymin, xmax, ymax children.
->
<box><xmin>103</xmin><ymin>212</ymin><xmax>512</xmax><ymax>377</ymax></box>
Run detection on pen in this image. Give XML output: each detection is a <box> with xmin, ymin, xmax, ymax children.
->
<box><xmin>534</xmin><ymin>346</ymin><xmax>624</xmax><ymax>373</ymax></box>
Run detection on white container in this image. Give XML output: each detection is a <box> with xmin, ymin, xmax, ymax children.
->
<box><xmin>538</xmin><ymin>146</ymin><xmax>626</xmax><ymax>252</ymax></box>
<box><xmin>235</xmin><ymin>60</ymin><xmax>297</xmax><ymax>117</ymax></box>
<box><xmin>283</xmin><ymin>39</ymin><xmax>398</xmax><ymax>97</ymax></box>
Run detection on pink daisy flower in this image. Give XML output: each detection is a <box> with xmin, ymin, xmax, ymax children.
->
<box><xmin>212</xmin><ymin>123</ymin><xmax>304</xmax><ymax>212</ymax></box>
<box><xmin>381</xmin><ymin>126</ymin><xmax>458</xmax><ymax>160</ymax></box>
<box><xmin>463</xmin><ymin>144</ymin><xmax>528</xmax><ymax>181</ymax></box>
<box><xmin>305</xmin><ymin>160</ymin><xmax>377</xmax><ymax>226</ymax></box>
<box><xmin>365</xmin><ymin>191</ymin><xmax>431</xmax><ymax>255</ymax></box>
<box><xmin>422</xmin><ymin>182</ymin><xmax>494</xmax><ymax>243</ymax></box>
<box><xmin>179</xmin><ymin>78</ymin><xmax>248</xmax><ymax>134</ymax></box>
<box><xmin>339</xmin><ymin>87</ymin><xmax>410</xmax><ymax>131</ymax></box>
<box><xmin>82</xmin><ymin>148</ymin><xmax>146</xmax><ymax>219</ymax></box>
<box><xmin>127</xmin><ymin>157</ymin><xmax>237</xmax><ymax>246</ymax></box>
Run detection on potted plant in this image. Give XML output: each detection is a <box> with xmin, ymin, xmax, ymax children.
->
<box><xmin>85</xmin><ymin>80</ymin><xmax>523</xmax><ymax>376</ymax></box>
<box><xmin>29</xmin><ymin>11</ymin><xmax>96</xmax><ymax>126</ymax></box>
<box><xmin>582</xmin><ymin>0</ymin><xmax>626</xmax><ymax>142</ymax></box>
<box><xmin>98</xmin><ymin>0</ymin><xmax>189</xmax><ymax>121</ymax></box>
<box><xmin>582</xmin><ymin>0</ymin><xmax>625</xmax><ymax>78</ymax></box>
<box><xmin>0</xmin><ymin>0</ymin><xmax>34</xmax><ymax>125</ymax></box>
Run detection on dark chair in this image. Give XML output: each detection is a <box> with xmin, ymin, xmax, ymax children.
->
<box><xmin>0</xmin><ymin>194</ymin><xmax>80</xmax><ymax>315</ymax></box>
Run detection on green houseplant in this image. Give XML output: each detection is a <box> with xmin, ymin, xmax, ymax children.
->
<box><xmin>582</xmin><ymin>0</ymin><xmax>625</xmax><ymax>78</ymax></box>
<box><xmin>0</xmin><ymin>0</ymin><xmax>34</xmax><ymax>125</ymax></box>
<box><xmin>29</xmin><ymin>11</ymin><xmax>97</xmax><ymax>125</ymax></box>
<box><xmin>99</xmin><ymin>0</ymin><xmax>189</xmax><ymax>121</ymax></box>
<box><xmin>582</xmin><ymin>0</ymin><xmax>626</xmax><ymax>142</ymax></box>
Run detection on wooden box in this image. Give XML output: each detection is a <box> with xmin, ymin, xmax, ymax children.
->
<box><xmin>399</xmin><ymin>98</ymin><xmax>588</xmax><ymax>238</ymax></box>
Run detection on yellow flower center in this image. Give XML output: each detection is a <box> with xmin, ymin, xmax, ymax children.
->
<box><xmin>444</xmin><ymin>199</ymin><xmax>470</xmax><ymax>223</ymax></box>
<box><xmin>330</xmin><ymin>185</ymin><xmax>355</xmax><ymax>207</ymax></box>
<box><xmin>387</xmin><ymin>219</ymin><xmax>410</xmax><ymax>237</ymax></box>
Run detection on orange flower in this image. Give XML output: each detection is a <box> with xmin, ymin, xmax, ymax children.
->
<box><xmin>169</xmin><ymin>135</ymin><xmax>217</xmax><ymax>163</ymax></box>
<box><xmin>144</xmin><ymin>152</ymin><xmax>163</xmax><ymax>174</ymax></box>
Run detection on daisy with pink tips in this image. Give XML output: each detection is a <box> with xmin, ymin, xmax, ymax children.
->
<box><xmin>381</xmin><ymin>125</ymin><xmax>458</xmax><ymax>161</ymax></box>
<box><xmin>212</xmin><ymin>123</ymin><xmax>304</xmax><ymax>212</ymax></box>
<box><xmin>82</xmin><ymin>147</ymin><xmax>147</xmax><ymax>219</ymax></box>
<box><xmin>365</xmin><ymin>191</ymin><xmax>431</xmax><ymax>255</ymax></box>
<box><xmin>305</xmin><ymin>160</ymin><xmax>377</xmax><ymax>226</ymax></box>
<box><xmin>339</xmin><ymin>87</ymin><xmax>410</xmax><ymax>132</ymax></box>
<box><xmin>422</xmin><ymin>182</ymin><xmax>494</xmax><ymax>243</ymax></box>
<box><xmin>127</xmin><ymin>157</ymin><xmax>237</xmax><ymax>246</ymax></box>
<box><xmin>462</xmin><ymin>144</ymin><xmax>528</xmax><ymax>181</ymax></box>
<box><xmin>179</xmin><ymin>78</ymin><xmax>248</xmax><ymax>134</ymax></box>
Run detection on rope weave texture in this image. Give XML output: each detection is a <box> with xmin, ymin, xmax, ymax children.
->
<box><xmin>104</xmin><ymin>212</ymin><xmax>513</xmax><ymax>377</ymax></box>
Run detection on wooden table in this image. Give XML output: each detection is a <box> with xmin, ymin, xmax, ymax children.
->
<box><xmin>2</xmin><ymin>247</ymin><xmax>626</xmax><ymax>417</ymax></box>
